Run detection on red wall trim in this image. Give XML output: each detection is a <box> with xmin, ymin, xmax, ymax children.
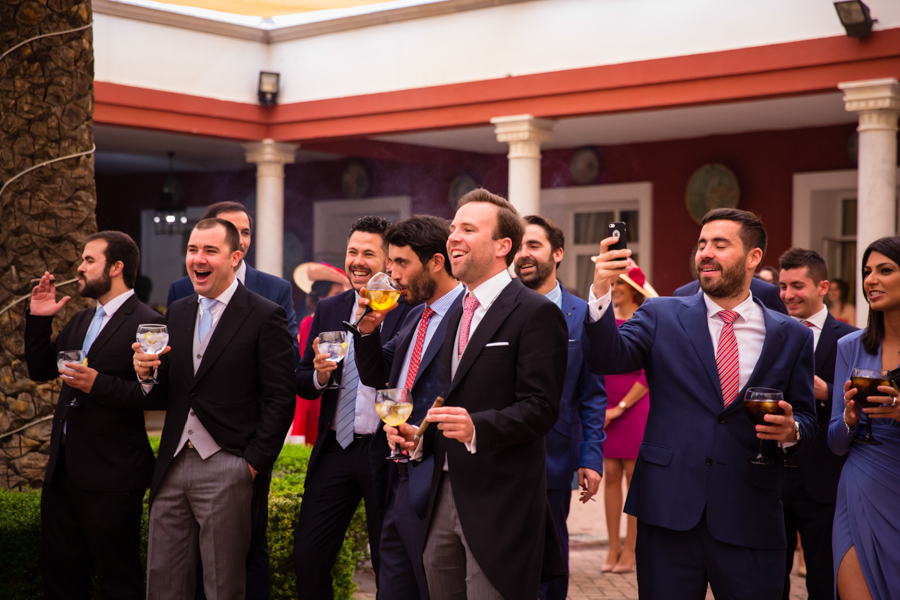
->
<box><xmin>93</xmin><ymin>27</ymin><xmax>900</xmax><ymax>142</ymax></box>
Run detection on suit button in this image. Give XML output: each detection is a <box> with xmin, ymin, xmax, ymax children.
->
<box><xmin>188</xmin><ymin>430</ymin><xmax>194</xmax><ymax>435</ymax></box>
<box><xmin>717</xmin><ymin>417</ymin><xmax>725</xmax><ymax>424</ymax></box>
<box><xmin>706</xmin><ymin>458</ymin><xmax>713</xmax><ymax>466</ymax></box>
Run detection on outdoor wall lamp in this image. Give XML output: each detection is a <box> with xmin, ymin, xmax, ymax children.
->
<box><xmin>258</xmin><ymin>71</ymin><xmax>280</xmax><ymax>106</ymax></box>
<box><xmin>834</xmin><ymin>1</ymin><xmax>877</xmax><ymax>39</ymax></box>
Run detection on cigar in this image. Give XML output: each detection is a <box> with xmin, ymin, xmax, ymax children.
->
<box><xmin>30</xmin><ymin>278</ymin><xmax>51</xmax><ymax>284</ymax></box>
<box><xmin>413</xmin><ymin>396</ymin><xmax>446</xmax><ymax>442</ymax></box>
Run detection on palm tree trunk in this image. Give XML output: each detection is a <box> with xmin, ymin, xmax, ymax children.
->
<box><xmin>0</xmin><ymin>0</ymin><xmax>97</xmax><ymax>490</ymax></box>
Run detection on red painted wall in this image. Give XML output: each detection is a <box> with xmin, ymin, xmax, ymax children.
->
<box><xmin>96</xmin><ymin>122</ymin><xmax>870</xmax><ymax>305</ymax></box>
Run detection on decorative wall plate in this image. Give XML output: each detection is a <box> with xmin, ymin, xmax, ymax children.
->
<box><xmin>342</xmin><ymin>161</ymin><xmax>370</xmax><ymax>199</ymax></box>
<box><xmin>685</xmin><ymin>163</ymin><xmax>740</xmax><ymax>224</ymax></box>
<box><xmin>570</xmin><ymin>148</ymin><xmax>600</xmax><ymax>185</ymax></box>
<box><xmin>449</xmin><ymin>174</ymin><xmax>478</xmax><ymax>210</ymax></box>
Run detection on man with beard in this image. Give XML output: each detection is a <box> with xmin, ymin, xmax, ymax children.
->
<box><xmin>386</xmin><ymin>189</ymin><xmax>568</xmax><ymax>600</ymax></box>
<box><xmin>585</xmin><ymin>208</ymin><xmax>818</xmax><ymax>599</ymax></box>
<box><xmin>352</xmin><ymin>214</ymin><xmax>464</xmax><ymax>600</ymax></box>
<box><xmin>514</xmin><ymin>215</ymin><xmax>606</xmax><ymax>600</ymax></box>
<box><xmin>293</xmin><ymin>216</ymin><xmax>412</xmax><ymax>599</ymax></box>
<box><xmin>24</xmin><ymin>231</ymin><xmax>163</xmax><ymax>599</ymax></box>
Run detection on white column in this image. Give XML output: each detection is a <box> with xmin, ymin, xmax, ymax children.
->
<box><xmin>839</xmin><ymin>78</ymin><xmax>900</xmax><ymax>326</ymax></box>
<box><xmin>491</xmin><ymin>115</ymin><xmax>555</xmax><ymax>217</ymax></box>
<box><xmin>242</xmin><ymin>139</ymin><xmax>298</xmax><ymax>277</ymax></box>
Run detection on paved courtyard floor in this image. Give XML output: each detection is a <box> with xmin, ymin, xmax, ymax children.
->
<box><xmin>354</xmin><ymin>487</ymin><xmax>810</xmax><ymax>599</ymax></box>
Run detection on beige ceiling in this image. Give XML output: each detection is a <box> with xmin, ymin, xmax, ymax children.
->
<box><xmin>149</xmin><ymin>0</ymin><xmax>403</xmax><ymax>17</ymax></box>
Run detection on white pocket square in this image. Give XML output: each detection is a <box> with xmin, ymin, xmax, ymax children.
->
<box><xmin>485</xmin><ymin>342</ymin><xmax>509</xmax><ymax>347</ymax></box>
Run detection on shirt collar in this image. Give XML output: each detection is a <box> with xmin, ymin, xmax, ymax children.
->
<box><xmin>467</xmin><ymin>269</ymin><xmax>512</xmax><ymax>310</ymax></box>
<box><xmin>794</xmin><ymin>305</ymin><xmax>828</xmax><ymax>329</ymax></box>
<box><xmin>427</xmin><ymin>283</ymin><xmax>465</xmax><ymax>317</ymax></box>
<box><xmin>98</xmin><ymin>288</ymin><xmax>134</xmax><ymax>317</ymax></box>
<box><xmin>235</xmin><ymin>260</ymin><xmax>247</xmax><ymax>284</ymax></box>
<box><xmin>199</xmin><ymin>276</ymin><xmax>239</xmax><ymax>307</ymax></box>
<box><xmin>704</xmin><ymin>290</ymin><xmax>757</xmax><ymax>322</ymax></box>
<box><xmin>544</xmin><ymin>280</ymin><xmax>563</xmax><ymax>309</ymax></box>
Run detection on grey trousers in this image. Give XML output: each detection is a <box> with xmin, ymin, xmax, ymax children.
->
<box><xmin>423</xmin><ymin>475</ymin><xmax>504</xmax><ymax>600</ymax></box>
<box><xmin>147</xmin><ymin>447</ymin><xmax>253</xmax><ymax>600</ymax></box>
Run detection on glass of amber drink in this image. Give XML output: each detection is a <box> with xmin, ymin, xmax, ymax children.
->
<box><xmin>343</xmin><ymin>272</ymin><xmax>401</xmax><ymax>334</ymax></box>
<box><xmin>744</xmin><ymin>387</ymin><xmax>785</xmax><ymax>465</ymax></box>
<box><xmin>375</xmin><ymin>387</ymin><xmax>413</xmax><ymax>461</ymax></box>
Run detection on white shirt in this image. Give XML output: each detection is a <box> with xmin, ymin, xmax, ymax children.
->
<box><xmin>235</xmin><ymin>260</ymin><xmax>247</xmax><ymax>285</ymax></box>
<box><xmin>794</xmin><ymin>306</ymin><xmax>828</xmax><ymax>350</ymax></box>
<box><xmin>588</xmin><ymin>285</ymin><xmax>766</xmax><ymax>394</ymax></box>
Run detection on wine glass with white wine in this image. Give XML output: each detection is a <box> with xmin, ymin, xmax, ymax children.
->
<box><xmin>343</xmin><ymin>272</ymin><xmax>401</xmax><ymax>335</ymax></box>
<box><xmin>136</xmin><ymin>324</ymin><xmax>168</xmax><ymax>385</ymax></box>
<box><xmin>375</xmin><ymin>388</ymin><xmax>413</xmax><ymax>461</ymax></box>
<box><xmin>318</xmin><ymin>331</ymin><xmax>348</xmax><ymax>390</ymax></box>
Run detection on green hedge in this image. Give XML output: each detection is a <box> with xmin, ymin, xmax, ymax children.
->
<box><xmin>0</xmin><ymin>439</ymin><xmax>368</xmax><ymax>600</ymax></box>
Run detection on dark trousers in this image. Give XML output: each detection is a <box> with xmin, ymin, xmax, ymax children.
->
<box><xmin>781</xmin><ymin>467</ymin><xmax>837</xmax><ymax>600</ymax></box>
<box><xmin>195</xmin><ymin>541</ymin><xmax>271</xmax><ymax>600</ymax></box>
<box><xmin>539</xmin><ymin>487</ymin><xmax>572</xmax><ymax>600</ymax></box>
<box><xmin>378</xmin><ymin>468</ymin><xmax>431</xmax><ymax>600</ymax></box>
<box><xmin>41</xmin><ymin>444</ymin><xmax>145</xmax><ymax>600</ymax></box>
<box><xmin>636</xmin><ymin>512</ymin><xmax>784</xmax><ymax>600</ymax></box>
<box><xmin>293</xmin><ymin>431</ymin><xmax>384</xmax><ymax>600</ymax></box>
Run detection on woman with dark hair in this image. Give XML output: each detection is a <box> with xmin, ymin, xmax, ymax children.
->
<box><xmin>829</xmin><ymin>278</ymin><xmax>856</xmax><ymax>326</ymax></box>
<box><xmin>601</xmin><ymin>266</ymin><xmax>656</xmax><ymax>573</ymax></box>
<box><xmin>828</xmin><ymin>236</ymin><xmax>900</xmax><ymax>600</ymax></box>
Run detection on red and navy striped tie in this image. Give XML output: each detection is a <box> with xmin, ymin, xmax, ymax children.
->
<box><xmin>716</xmin><ymin>310</ymin><xmax>740</xmax><ymax>407</ymax></box>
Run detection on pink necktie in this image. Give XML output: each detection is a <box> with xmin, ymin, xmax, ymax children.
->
<box><xmin>716</xmin><ymin>310</ymin><xmax>740</xmax><ymax>407</ymax></box>
<box><xmin>404</xmin><ymin>307</ymin><xmax>435</xmax><ymax>390</ymax></box>
<box><xmin>458</xmin><ymin>294</ymin><xmax>480</xmax><ymax>358</ymax></box>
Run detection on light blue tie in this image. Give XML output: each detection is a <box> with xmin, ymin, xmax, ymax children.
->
<box><xmin>198</xmin><ymin>298</ymin><xmax>217</xmax><ymax>344</ymax></box>
<box><xmin>335</xmin><ymin>337</ymin><xmax>359</xmax><ymax>449</ymax></box>
<box><xmin>81</xmin><ymin>305</ymin><xmax>106</xmax><ymax>356</ymax></box>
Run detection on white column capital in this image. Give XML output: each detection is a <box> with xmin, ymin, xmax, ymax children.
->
<box><xmin>242</xmin><ymin>139</ymin><xmax>299</xmax><ymax>175</ymax></box>
<box><xmin>839</xmin><ymin>78</ymin><xmax>900</xmax><ymax>132</ymax></box>
<box><xmin>491</xmin><ymin>115</ymin><xmax>555</xmax><ymax>159</ymax></box>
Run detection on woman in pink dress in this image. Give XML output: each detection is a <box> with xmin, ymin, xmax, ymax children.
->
<box><xmin>602</xmin><ymin>267</ymin><xmax>656</xmax><ymax>573</ymax></box>
<box><xmin>291</xmin><ymin>262</ymin><xmax>350</xmax><ymax>445</ymax></box>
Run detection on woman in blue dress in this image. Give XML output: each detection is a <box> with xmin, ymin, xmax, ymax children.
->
<box><xmin>829</xmin><ymin>236</ymin><xmax>900</xmax><ymax>600</ymax></box>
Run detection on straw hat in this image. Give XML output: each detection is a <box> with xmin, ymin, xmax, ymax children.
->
<box><xmin>620</xmin><ymin>266</ymin><xmax>658</xmax><ymax>299</ymax></box>
<box><xmin>292</xmin><ymin>262</ymin><xmax>350</xmax><ymax>294</ymax></box>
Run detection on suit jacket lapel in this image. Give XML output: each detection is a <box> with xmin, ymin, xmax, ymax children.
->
<box><xmin>447</xmin><ymin>280</ymin><xmax>520</xmax><ymax>396</ymax></box>
<box><xmin>169</xmin><ymin>295</ymin><xmax>199</xmax><ymax>381</ymax></box>
<box><xmin>677</xmin><ymin>294</ymin><xmax>722</xmax><ymax>402</ymax></box>
<box><xmin>87</xmin><ymin>294</ymin><xmax>138</xmax><ymax>360</ymax></box>
<box><xmin>561</xmin><ymin>288</ymin><xmax>578</xmax><ymax>336</ymax></box>
<box><xmin>244</xmin><ymin>264</ymin><xmax>260</xmax><ymax>293</ymax></box>
<box><xmin>735</xmin><ymin>301</ymin><xmax>787</xmax><ymax>408</ymax></box>
<box><xmin>192</xmin><ymin>284</ymin><xmax>253</xmax><ymax>388</ymax></box>
<box><xmin>815</xmin><ymin>314</ymin><xmax>840</xmax><ymax>371</ymax></box>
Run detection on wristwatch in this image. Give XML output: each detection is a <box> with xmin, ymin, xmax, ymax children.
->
<box><xmin>618</xmin><ymin>401</ymin><xmax>627</xmax><ymax>410</ymax></box>
<box><xmin>793</xmin><ymin>420</ymin><xmax>801</xmax><ymax>443</ymax></box>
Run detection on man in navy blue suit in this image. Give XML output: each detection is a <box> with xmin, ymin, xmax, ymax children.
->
<box><xmin>514</xmin><ymin>215</ymin><xmax>606</xmax><ymax>600</ymax></box>
<box><xmin>167</xmin><ymin>201</ymin><xmax>300</xmax><ymax>367</ymax></box>
<box><xmin>587</xmin><ymin>208</ymin><xmax>818</xmax><ymax>599</ymax></box>
<box><xmin>354</xmin><ymin>215</ymin><xmax>465</xmax><ymax>600</ymax></box>
<box><xmin>674</xmin><ymin>271</ymin><xmax>787</xmax><ymax>314</ymax></box>
<box><xmin>777</xmin><ymin>248</ymin><xmax>856</xmax><ymax>600</ymax></box>
<box><xmin>293</xmin><ymin>216</ymin><xmax>412</xmax><ymax>599</ymax></box>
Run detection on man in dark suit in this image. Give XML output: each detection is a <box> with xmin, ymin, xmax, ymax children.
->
<box><xmin>354</xmin><ymin>215</ymin><xmax>465</xmax><ymax>600</ymax></box>
<box><xmin>514</xmin><ymin>215</ymin><xmax>607</xmax><ymax>600</ymax></box>
<box><xmin>586</xmin><ymin>208</ymin><xmax>818</xmax><ymax>599</ymax></box>
<box><xmin>674</xmin><ymin>273</ymin><xmax>788</xmax><ymax>314</ymax></box>
<box><xmin>293</xmin><ymin>216</ymin><xmax>412</xmax><ymax>599</ymax></box>
<box><xmin>24</xmin><ymin>231</ymin><xmax>162</xmax><ymax>600</ymax></box>
<box><xmin>133</xmin><ymin>218</ymin><xmax>296</xmax><ymax>600</ymax></box>
<box><xmin>388</xmin><ymin>189</ymin><xmax>569</xmax><ymax>600</ymax></box>
<box><xmin>777</xmin><ymin>248</ymin><xmax>856</xmax><ymax>600</ymax></box>
<box><xmin>167</xmin><ymin>201</ymin><xmax>300</xmax><ymax>367</ymax></box>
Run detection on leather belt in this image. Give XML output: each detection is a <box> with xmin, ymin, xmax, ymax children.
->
<box><xmin>354</xmin><ymin>434</ymin><xmax>373</xmax><ymax>440</ymax></box>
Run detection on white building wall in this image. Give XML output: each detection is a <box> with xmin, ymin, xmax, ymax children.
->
<box><xmin>93</xmin><ymin>0</ymin><xmax>900</xmax><ymax>104</ymax></box>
